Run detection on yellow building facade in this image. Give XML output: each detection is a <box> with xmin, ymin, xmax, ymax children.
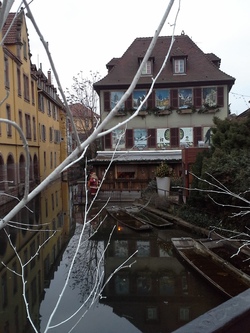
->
<box><xmin>0</xmin><ymin>11</ymin><xmax>73</xmax><ymax>332</ymax></box>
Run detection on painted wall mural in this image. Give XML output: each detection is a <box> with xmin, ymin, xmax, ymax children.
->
<box><xmin>110</xmin><ymin>91</ymin><xmax>125</xmax><ymax>110</ymax></box>
<box><xmin>157</xmin><ymin>128</ymin><xmax>170</xmax><ymax>148</ymax></box>
<box><xmin>134</xmin><ymin>129</ymin><xmax>147</xmax><ymax>148</ymax></box>
<box><xmin>180</xmin><ymin>127</ymin><xmax>193</xmax><ymax>146</ymax></box>
<box><xmin>178</xmin><ymin>89</ymin><xmax>193</xmax><ymax>109</ymax></box>
<box><xmin>155</xmin><ymin>89</ymin><xmax>170</xmax><ymax>110</ymax></box>
<box><xmin>203</xmin><ymin>87</ymin><xmax>217</xmax><ymax>106</ymax></box>
<box><xmin>133</xmin><ymin>90</ymin><xmax>147</xmax><ymax>110</ymax></box>
<box><xmin>112</xmin><ymin>129</ymin><xmax>125</xmax><ymax>149</ymax></box>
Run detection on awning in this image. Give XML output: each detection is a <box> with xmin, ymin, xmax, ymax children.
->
<box><xmin>89</xmin><ymin>150</ymin><xmax>182</xmax><ymax>163</ymax></box>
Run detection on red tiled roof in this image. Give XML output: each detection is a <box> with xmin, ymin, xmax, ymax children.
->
<box><xmin>69</xmin><ymin>103</ymin><xmax>99</xmax><ymax>119</ymax></box>
<box><xmin>94</xmin><ymin>35</ymin><xmax>235</xmax><ymax>89</ymax></box>
<box><xmin>2</xmin><ymin>12</ymin><xmax>22</xmax><ymax>44</ymax></box>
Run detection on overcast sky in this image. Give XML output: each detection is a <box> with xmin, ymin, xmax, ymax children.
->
<box><xmin>11</xmin><ymin>0</ymin><xmax>250</xmax><ymax>115</ymax></box>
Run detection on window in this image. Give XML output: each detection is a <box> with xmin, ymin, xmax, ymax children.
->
<box><xmin>6</xmin><ymin>105</ymin><xmax>12</xmax><ymax>137</ymax></box>
<box><xmin>17</xmin><ymin>68</ymin><xmax>21</xmax><ymax>95</ymax></box>
<box><xmin>132</xmin><ymin>90</ymin><xmax>147</xmax><ymax>110</ymax></box>
<box><xmin>112</xmin><ymin>129</ymin><xmax>125</xmax><ymax>149</ymax></box>
<box><xmin>180</xmin><ymin>127</ymin><xmax>193</xmax><ymax>147</ymax></box>
<box><xmin>49</xmin><ymin>127</ymin><xmax>53</xmax><ymax>142</ymax></box>
<box><xmin>110</xmin><ymin>91</ymin><xmax>125</xmax><ymax>111</ymax></box>
<box><xmin>32</xmin><ymin>116</ymin><xmax>36</xmax><ymax>141</ymax></box>
<box><xmin>23</xmin><ymin>74</ymin><xmax>30</xmax><ymax>100</ymax></box>
<box><xmin>44</xmin><ymin>151</ymin><xmax>46</xmax><ymax>168</ymax></box>
<box><xmin>157</xmin><ymin>128</ymin><xmax>170</xmax><ymax>148</ymax></box>
<box><xmin>50</xmin><ymin>152</ymin><xmax>53</xmax><ymax>168</ymax></box>
<box><xmin>19</xmin><ymin>110</ymin><xmax>23</xmax><ymax>137</ymax></box>
<box><xmin>51</xmin><ymin>194</ymin><xmax>54</xmax><ymax>210</ymax></box>
<box><xmin>31</xmin><ymin>81</ymin><xmax>35</xmax><ymax>104</ymax></box>
<box><xmin>179</xmin><ymin>307</ymin><xmax>190</xmax><ymax>321</ymax></box>
<box><xmin>134</xmin><ymin>128</ymin><xmax>147</xmax><ymax>149</ymax></box>
<box><xmin>4</xmin><ymin>56</ymin><xmax>9</xmax><ymax>88</ymax></box>
<box><xmin>173</xmin><ymin>58</ymin><xmax>185</xmax><ymax>74</ymax></box>
<box><xmin>117</xmin><ymin>165</ymin><xmax>135</xmax><ymax>179</ymax></box>
<box><xmin>141</xmin><ymin>60</ymin><xmax>152</xmax><ymax>75</ymax></box>
<box><xmin>179</xmin><ymin>89</ymin><xmax>193</xmax><ymax>109</ymax></box>
<box><xmin>54</xmin><ymin>129</ymin><xmax>61</xmax><ymax>143</ymax></box>
<box><xmin>47</xmin><ymin>100</ymin><xmax>51</xmax><ymax>116</ymax></box>
<box><xmin>52</xmin><ymin>105</ymin><xmax>56</xmax><ymax>119</ymax></box>
<box><xmin>23</xmin><ymin>39</ymin><xmax>27</xmax><ymax>59</ymax></box>
<box><xmin>41</xmin><ymin>124</ymin><xmax>46</xmax><ymax>141</ymax></box>
<box><xmin>38</xmin><ymin>94</ymin><xmax>44</xmax><ymax>111</ymax></box>
<box><xmin>155</xmin><ymin>89</ymin><xmax>170</xmax><ymax>110</ymax></box>
<box><xmin>25</xmin><ymin>114</ymin><xmax>31</xmax><ymax>139</ymax></box>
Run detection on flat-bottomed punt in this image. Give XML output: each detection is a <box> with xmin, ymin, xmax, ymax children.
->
<box><xmin>124</xmin><ymin>206</ymin><xmax>173</xmax><ymax>228</ymax></box>
<box><xmin>172</xmin><ymin>237</ymin><xmax>250</xmax><ymax>298</ymax></box>
<box><xmin>106</xmin><ymin>207</ymin><xmax>153</xmax><ymax>232</ymax></box>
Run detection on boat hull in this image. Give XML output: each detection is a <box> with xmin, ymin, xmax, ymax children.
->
<box><xmin>172</xmin><ymin>237</ymin><xmax>250</xmax><ymax>298</ymax></box>
<box><xmin>106</xmin><ymin>207</ymin><xmax>153</xmax><ymax>232</ymax></box>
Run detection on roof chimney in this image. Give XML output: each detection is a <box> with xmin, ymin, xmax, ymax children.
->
<box><xmin>48</xmin><ymin>70</ymin><xmax>51</xmax><ymax>85</ymax></box>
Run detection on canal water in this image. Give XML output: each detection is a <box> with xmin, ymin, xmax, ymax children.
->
<box><xmin>38</xmin><ymin>203</ymin><xmax>227</xmax><ymax>333</ymax></box>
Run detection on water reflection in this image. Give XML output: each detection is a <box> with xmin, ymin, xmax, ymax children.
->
<box><xmin>41</xmin><ymin>204</ymin><xmax>226</xmax><ymax>333</ymax></box>
<box><xmin>0</xmin><ymin>198</ymin><xmax>227</xmax><ymax>333</ymax></box>
<box><xmin>0</xmin><ymin>180</ymin><xmax>72</xmax><ymax>333</ymax></box>
<box><xmin>94</xmin><ymin>209</ymin><xmax>226</xmax><ymax>333</ymax></box>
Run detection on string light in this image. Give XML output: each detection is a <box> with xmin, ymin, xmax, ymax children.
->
<box><xmin>230</xmin><ymin>91</ymin><xmax>250</xmax><ymax>111</ymax></box>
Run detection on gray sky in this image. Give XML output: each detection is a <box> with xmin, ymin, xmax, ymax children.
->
<box><xmin>12</xmin><ymin>0</ymin><xmax>250</xmax><ymax>114</ymax></box>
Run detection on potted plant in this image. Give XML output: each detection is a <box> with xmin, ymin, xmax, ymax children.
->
<box><xmin>155</xmin><ymin>162</ymin><xmax>173</xmax><ymax>197</ymax></box>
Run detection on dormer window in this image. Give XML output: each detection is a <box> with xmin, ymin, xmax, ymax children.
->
<box><xmin>142</xmin><ymin>60</ymin><xmax>152</xmax><ymax>75</ymax></box>
<box><xmin>174</xmin><ymin>58</ymin><xmax>185</xmax><ymax>74</ymax></box>
<box><xmin>139</xmin><ymin>57</ymin><xmax>154</xmax><ymax>75</ymax></box>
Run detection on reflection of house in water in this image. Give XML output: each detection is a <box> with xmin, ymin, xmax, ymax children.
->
<box><xmin>0</xmin><ymin>183</ymin><xmax>73</xmax><ymax>333</ymax></box>
<box><xmin>95</xmin><ymin>218</ymin><xmax>225</xmax><ymax>332</ymax></box>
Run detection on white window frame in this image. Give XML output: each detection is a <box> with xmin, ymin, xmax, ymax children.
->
<box><xmin>142</xmin><ymin>60</ymin><xmax>152</xmax><ymax>75</ymax></box>
<box><xmin>174</xmin><ymin>58</ymin><xmax>185</xmax><ymax>74</ymax></box>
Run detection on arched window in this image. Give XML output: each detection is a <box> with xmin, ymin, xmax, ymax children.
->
<box><xmin>19</xmin><ymin>154</ymin><xmax>26</xmax><ymax>183</ymax></box>
<box><xmin>33</xmin><ymin>154</ymin><xmax>39</xmax><ymax>182</ymax></box>
<box><xmin>7</xmin><ymin>154</ymin><xmax>15</xmax><ymax>186</ymax></box>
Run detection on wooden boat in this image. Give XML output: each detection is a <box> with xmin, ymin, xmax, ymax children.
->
<box><xmin>124</xmin><ymin>207</ymin><xmax>173</xmax><ymax>228</ymax></box>
<box><xmin>171</xmin><ymin>237</ymin><xmax>250</xmax><ymax>298</ymax></box>
<box><xmin>199</xmin><ymin>236</ymin><xmax>250</xmax><ymax>276</ymax></box>
<box><xmin>106</xmin><ymin>207</ymin><xmax>153</xmax><ymax>232</ymax></box>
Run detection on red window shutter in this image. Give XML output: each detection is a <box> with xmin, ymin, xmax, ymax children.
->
<box><xmin>104</xmin><ymin>132</ymin><xmax>111</xmax><ymax>148</ymax></box>
<box><xmin>147</xmin><ymin>91</ymin><xmax>155</xmax><ymax>109</ymax></box>
<box><xmin>125</xmin><ymin>94</ymin><xmax>132</xmax><ymax>110</ymax></box>
<box><xmin>170</xmin><ymin>127</ymin><xmax>179</xmax><ymax>147</ymax></box>
<box><xmin>193</xmin><ymin>127</ymin><xmax>202</xmax><ymax>146</ymax></box>
<box><xmin>170</xmin><ymin>89</ymin><xmax>178</xmax><ymax>109</ymax></box>
<box><xmin>126</xmin><ymin>129</ymin><xmax>133</xmax><ymax>148</ymax></box>
<box><xmin>194</xmin><ymin>88</ymin><xmax>202</xmax><ymax>108</ymax></box>
<box><xmin>104</xmin><ymin>92</ymin><xmax>110</xmax><ymax>111</ymax></box>
<box><xmin>148</xmin><ymin>128</ymin><xmax>156</xmax><ymax>148</ymax></box>
<box><xmin>217</xmin><ymin>87</ymin><xmax>224</xmax><ymax>107</ymax></box>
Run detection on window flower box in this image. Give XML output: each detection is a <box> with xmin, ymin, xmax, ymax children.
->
<box><xmin>177</xmin><ymin>108</ymin><xmax>194</xmax><ymax>114</ymax></box>
<box><xmin>156</xmin><ymin>110</ymin><xmax>172</xmax><ymax>116</ymax></box>
<box><xmin>137</xmin><ymin>110</ymin><xmax>148</xmax><ymax>117</ymax></box>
